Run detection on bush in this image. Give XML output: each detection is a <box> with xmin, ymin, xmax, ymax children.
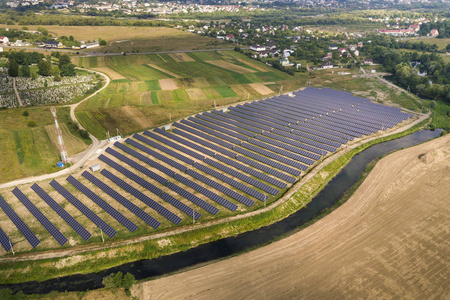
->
<box><xmin>80</xmin><ymin>129</ymin><xmax>89</xmax><ymax>139</ymax></box>
<box><xmin>102</xmin><ymin>272</ymin><xmax>135</xmax><ymax>292</ymax></box>
<box><xmin>22</xmin><ymin>110</ymin><xmax>29</xmax><ymax>117</ymax></box>
<box><xmin>27</xmin><ymin>120</ymin><xmax>37</xmax><ymax>127</ymax></box>
<box><xmin>430</xmin><ymin>100</ymin><xmax>437</xmax><ymax>109</ymax></box>
<box><xmin>0</xmin><ymin>288</ymin><xmax>24</xmax><ymax>300</ymax></box>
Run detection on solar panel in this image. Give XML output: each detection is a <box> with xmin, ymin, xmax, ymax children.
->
<box><xmin>174</xmin><ymin>173</ymin><xmax>237</xmax><ymax>211</ymax></box>
<box><xmin>105</xmin><ymin>147</ymin><xmax>171</xmax><ymax>184</ymax></box>
<box><xmin>173</xmin><ymin>122</ymin><xmax>234</xmax><ymax>150</ymax></box>
<box><xmin>204</xmin><ymin>157</ymin><xmax>279</xmax><ymax>196</ymax></box>
<box><xmin>12</xmin><ymin>187</ymin><xmax>68</xmax><ymax>246</ymax></box>
<box><xmin>186</xmin><ymin>169</ymin><xmax>254</xmax><ymax>207</ymax></box>
<box><xmin>235</xmin><ymin>154</ymin><xmax>296</xmax><ymax>183</ymax></box>
<box><xmin>0</xmin><ymin>194</ymin><xmax>40</xmax><ymax>248</ymax></box>
<box><xmin>31</xmin><ymin>183</ymin><xmax>92</xmax><ymax>241</ymax></box>
<box><xmin>133</xmin><ymin>134</ymin><xmax>194</xmax><ymax>165</ymax></box>
<box><xmin>166</xmin><ymin>182</ymin><xmax>218</xmax><ymax>215</ymax></box>
<box><xmin>82</xmin><ymin>171</ymin><xmax>161</xmax><ymax>229</ymax></box>
<box><xmin>180</xmin><ymin>118</ymin><xmax>242</xmax><ymax>145</ymax></box>
<box><xmin>49</xmin><ymin>179</ymin><xmax>117</xmax><ymax>239</ymax></box>
<box><xmin>0</xmin><ymin>225</ymin><xmax>12</xmax><ymax>252</ymax></box>
<box><xmin>66</xmin><ymin>176</ymin><xmax>138</xmax><ymax>233</ymax></box>
<box><xmin>194</xmin><ymin>162</ymin><xmax>267</xmax><ymax>202</ymax></box>
<box><xmin>154</xmin><ymin>127</ymin><xmax>216</xmax><ymax>157</ymax></box>
<box><xmin>100</xmin><ymin>169</ymin><xmax>182</xmax><ymax>224</ymax></box>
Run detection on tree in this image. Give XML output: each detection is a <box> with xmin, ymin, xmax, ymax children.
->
<box><xmin>20</xmin><ymin>64</ymin><xmax>30</xmax><ymax>77</ymax></box>
<box><xmin>38</xmin><ymin>60</ymin><xmax>52</xmax><ymax>76</ymax></box>
<box><xmin>122</xmin><ymin>272</ymin><xmax>135</xmax><ymax>290</ymax></box>
<box><xmin>22</xmin><ymin>110</ymin><xmax>29</xmax><ymax>117</ymax></box>
<box><xmin>59</xmin><ymin>54</ymin><xmax>71</xmax><ymax>67</ymax></box>
<box><xmin>8</xmin><ymin>60</ymin><xmax>19</xmax><ymax>77</ymax></box>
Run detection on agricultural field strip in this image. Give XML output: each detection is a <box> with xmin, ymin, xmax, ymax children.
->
<box><xmin>0</xmin><ymin>89</ymin><xmax>410</xmax><ymax>251</ymax></box>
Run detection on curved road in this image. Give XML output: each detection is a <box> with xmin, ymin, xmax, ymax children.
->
<box><xmin>0</xmin><ymin>69</ymin><xmax>110</xmax><ymax>190</ymax></box>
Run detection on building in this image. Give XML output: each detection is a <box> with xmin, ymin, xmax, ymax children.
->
<box><xmin>363</xmin><ymin>58</ymin><xmax>374</xmax><ymax>65</ymax></box>
<box><xmin>357</xmin><ymin>42</ymin><xmax>363</xmax><ymax>48</ymax></box>
<box><xmin>322</xmin><ymin>61</ymin><xmax>333</xmax><ymax>69</ymax></box>
<box><xmin>430</xmin><ymin>29</ymin><xmax>439</xmax><ymax>37</ymax></box>
<box><xmin>82</xmin><ymin>41</ymin><xmax>99</xmax><ymax>49</ymax></box>
<box><xmin>348</xmin><ymin>44</ymin><xmax>357</xmax><ymax>51</ymax></box>
<box><xmin>328</xmin><ymin>45</ymin><xmax>338</xmax><ymax>50</ymax></box>
<box><xmin>45</xmin><ymin>40</ymin><xmax>63</xmax><ymax>48</ymax></box>
<box><xmin>250</xmin><ymin>44</ymin><xmax>266</xmax><ymax>52</ymax></box>
<box><xmin>0</xmin><ymin>36</ymin><xmax>9</xmax><ymax>44</ymax></box>
<box><xmin>89</xmin><ymin>164</ymin><xmax>101</xmax><ymax>172</ymax></box>
<box><xmin>279</xmin><ymin>57</ymin><xmax>293</xmax><ymax>67</ymax></box>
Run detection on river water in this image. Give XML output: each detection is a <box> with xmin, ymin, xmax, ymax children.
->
<box><xmin>2</xmin><ymin>129</ymin><xmax>443</xmax><ymax>294</ymax></box>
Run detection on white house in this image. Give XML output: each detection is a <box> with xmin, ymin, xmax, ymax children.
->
<box><xmin>0</xmin><ymin>36</ymin><xmax>9</xmax><ymax>44</ymax></box>
<box><xmin>322</xmin><ymin>61</ymin><xmax>333</xmax><ymax>69</ymax></box>
<box><xmin>250</xmin><ymin>44</ymin><xmax>266</xmax><ymax>52</ymax></box>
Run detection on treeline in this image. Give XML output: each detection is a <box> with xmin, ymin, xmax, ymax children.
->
<box><xmin>418</xmin><ymin>21</ymin><xmax>450</xmax><ymax>38</ymax></box>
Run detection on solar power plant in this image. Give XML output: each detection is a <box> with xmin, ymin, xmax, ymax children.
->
<box><xmin>31</xmin><ymin>183</ymin><xmax>92</xmax><ymax>241</ymax></box>
<box><xmin>0</xmin><ymin>194</ymin><xmax>40</xmax><ymax>248</ymax></box>
<box><xmin>12</xmin><ymin>187</ymin><xmax>68</xmax><ymax>246</ymax></box>
<box><xmin>99</xmin><ymin>169</ymin><xmax>183</xmax><ymax>224</ymax></box>
<box><xmin>0</xmin><ymin>225</ymin><xmax>12</xmax><ymax>252</ymax></box>
<box><xmin>97</xmin><ymin>155</ymin><xmax>193</xmax><ymax>222</ymax></box>
<box><xmin>49</xmin><ymin>179</ymin><xmax>117</xmax><ymax>239</ymax></box>
<box><xmin>66</xmin><ymin>175</ymin><xmax>138</xmax><ymax>233</ymax></box>
<box><xmin>81</xmin><ymin>171</ymin><xmax>161</xmax><ymax>229</ymax></box>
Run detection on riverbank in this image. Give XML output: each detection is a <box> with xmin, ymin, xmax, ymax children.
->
<box><xmin>133</xmin><ymin>131</ymin><xmax>450</xmax><ymax>300</ymax></box>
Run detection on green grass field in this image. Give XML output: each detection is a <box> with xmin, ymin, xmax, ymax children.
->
<box><xmin>75</xmin><ymin>51</ymin><xmax>297</xmax><ymax>138</ymax></box>
<box><xmin>0</xmin><ymin>107</ymin><xmax>88</xmax><ymax>183</ymax></box>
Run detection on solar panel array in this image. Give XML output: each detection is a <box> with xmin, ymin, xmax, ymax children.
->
<box><xmin>82</xmin><ymin>171</ymin><xmax>161</xmax><ymax>229</ymax></box>
<box><xmin>0</xmin><ymin>88</ymin><xmax>412</xmax><ymax>249</ymax></box>
<box><xmin>12</xmin><ymin>187</ymin><xmax>68</xmax><ymax>246</ymax></box>
<box><xmin>0</xmin><ymin>194</ymin><xmax>40</xmax><ymax>248</ymax></box>
<box><xmin>0</xmin><ymin>226</ymin><xmax>12</xmax><ymax>252</ymax></box>
<box><xmin>50</xmin><ymin>179</ymin><xmax>117</xmax><ymax>239</ymax></box>
<box><xmin>31</xmin><ymin>183</ymin><xmax>92</xmax><ymax>241</ymax></box>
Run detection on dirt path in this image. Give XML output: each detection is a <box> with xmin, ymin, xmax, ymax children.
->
<box><xmin>134</xmin><ymin>133</ymin><xmax>450</xmax><ymax>300</ymax></box>
<box><xmin>0</xmin><ymin>69</ymin><xmax>110</xmax><ymax>190</ymax></box>
<box><xmin>12</xmin><ymin>77</ymin><xmax>23</xmax><ymax>106</ymax></box>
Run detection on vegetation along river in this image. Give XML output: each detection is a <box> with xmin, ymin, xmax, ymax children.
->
<box><xmin>2</xmin><ymin>129</ymin><xmax>443</xmax><ymax>295</ymax></box>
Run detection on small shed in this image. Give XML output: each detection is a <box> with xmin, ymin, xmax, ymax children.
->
<box><xmin>221</xmin><ymin>108</ymin><xmax>229</xmax><ymax>113</ymax></box>
<box><xmin>163</xmin><ymin>124</ymin><xmax>172</xmax><ymax>131</ymax></box>
<box><xmin>56</xmin><ymin>162</ymin><xmax>65</xmax><ymax>168</ymax></box>
<box><xmin>90</xmin><ymin>164</ymin><xmax>101</xmax><ymax>172</ymax></box>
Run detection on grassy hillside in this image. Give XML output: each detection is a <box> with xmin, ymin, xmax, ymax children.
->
<box><xmin>74</xmin><ymin>51</ymin><xmax>297</xmax><ymax>139</ymax></box>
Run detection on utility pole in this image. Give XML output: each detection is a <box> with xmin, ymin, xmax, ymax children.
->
<box><xmin>9</xmin><ymin>239</ymin><xmax>14</xmax><ymax>255</ymax></box>
<box><xmin>169</xmin><ymin>113</ymin><xmax>172</xmax><ymax>122</ymax></box>
<box><xmin>51</xmin><ymin>107</ymin><xmax>69</xmax><ymax>163</ymax></box>
<box><xmin>100</xmin><ymin>228</ymin><xmax>104</xmax><ymax>243</ymax></box>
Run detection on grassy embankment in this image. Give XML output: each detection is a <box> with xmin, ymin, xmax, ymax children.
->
<box><xmin>0</xmin><ymin>107</ymin><xmax>89</xmax><ymax>183</ymax></box>
<box><xmin>74</xmin><ymin>51</ymin><xmax>298</xmax><ymax>139</ymax></box>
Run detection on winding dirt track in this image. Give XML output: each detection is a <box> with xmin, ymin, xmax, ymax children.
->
<box><xmin>134</xmin><ymin>134</ymin><xmax>450</xmax><ymax>300</ymax></box>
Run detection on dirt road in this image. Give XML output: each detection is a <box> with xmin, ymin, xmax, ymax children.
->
<box><xmin>12</xmin><ymin>77</ymin><xmax>23</xmax><ymax>106</ymax></box>
<box><xmin>135</xmin><ymin>134</ymin><xmax>450</xmax><ymax>299</ymax></box>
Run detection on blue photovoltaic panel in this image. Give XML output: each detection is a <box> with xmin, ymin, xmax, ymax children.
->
<box><xmin>82</xmin><ymin>171</ymin><xmax>161</xmax><ymax>229</ymax></box>
<box><xmin>166</xmin><ymin>181</ymin><xmax>219</xmax><ymax>215</ymax></box>
<box><xmin>66</xmin><ymin>175</ymin><xmax>138</xmax><ymax>233</ymax></box>
<box><xmin>133</xmin><ymin>134</ymin><xmax>194</xmax><ymax>165</ymax></box>
<box><xmin>12</xmin><ymin>187</ymin><xmax>68</xmax><ymax>246</ymax></box>
<box><xmin>31</xmin><ymin>183</ymin><xmax>91</xmax><ymax>241</ymax></box>
<box><xmin>100</xmin><ymin>169</ymin><xmax>182</xmax><ymax>224</ymax></box>
<box><xmin>122</xmin><ymin>139</ymin><xmax>188</xmax><ymax>172</ymax></box>
<box><xmin>154</xmin><ymin>128</ymin><xmax>216</xmax><ymax>157</ymax></box>
<box><xmin>105</xmin><ymin>147</ymin><xmax>171</xmax><ymax>184</ymax></box>
<box><xmin>173</xmin><ymin>173</ymin><xmax>237</xmax><ymax>211</ymax></box>
<box><xmin>186</xmin><ymin>169</ymin><xmax>254</xmax><ymax>207</ymax></box>
<box><xmin>49</xmin><ymin>179</ymin><xmax>117</xmax><ymax>239</ymax></box>
<box><xmin>235</xmin><ymin>154</ymin><xmax>296</xmax><ymax>183</ymax></box>
<box><xmin>0</xmin><ymin>225</ymin><xmax>12</xmax><ymax>252</ymax></box>
<box><xmin>0</xmin><ymin>194</ymin><xmax>40</xmax><ymax>248</ymax></box>
<box><xmin>159</xmin><ymin>192</ymin><xmax>201</xmax><ymax>221</ymax></box>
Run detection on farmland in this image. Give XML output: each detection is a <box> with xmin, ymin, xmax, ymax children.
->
<box><xmin>74</xmin><ymin>51</ymin><xmax>295</xmax><ymax>139</ymax></box>
<box><xmin>0</xmin><ymin>107</ymin><xmax>88</xmax><ymax>183</ymax></box>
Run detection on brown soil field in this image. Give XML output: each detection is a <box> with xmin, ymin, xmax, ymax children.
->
<box><xmin>205</xmin><ymin>60</ymin><xmax>256</xmax><ymax>74</ymax></box>
<box><xmin>133</xmin><ymin>134</ymin><xmax>450</xmax><ymax>300</ymax></box>
<box><xmin>236</xmin><ymin>58</ymin><xmax>270</xmax><ymax>72</ymax></box>
<box><xmin>147</xmin><ymin>64</ymin><xmax>181</xmax><ymax>78</ymax></box>
<box><xmin>185</xmin><ymin>88</ymin><xmax>208</xmax><ymax>101</ymax></box>
<box><xmin>168</xmin><ymin>53</ymin><xmax>195</xmax><ymax>62</ymax></box>
<box><xmin>248</xmin><ymin>83</ymin><xmax>274</xmax><ymax>95</ymax></box>
<box><xmin>120</xmin><ymin>106</ymin><xmax>153</xmax><ymax>129</ymax></box>
<box><xmin>91</xmin><ymin>67</ymin><xmax>126</xmax><ymax>80</ymax></box>
<box><xmin>159</xmin><ymin>79</ymin><xmax>178</xmax><ymax>90</ymax></box>
<box><xmin>45</xmin><ymin>123</ymin><xmax>88</xmax><ymax>157</ymax></box>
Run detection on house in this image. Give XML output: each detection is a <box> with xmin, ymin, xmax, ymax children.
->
<box><xmin>266</xmin><ymin>43</ymin><xmax>277</xmax><ymax>51</ymax></box>
<box><xmin>322</xmin><ymin>61</ymin><xmax>333</xmax><ymax>69</ymax></box>
<box><xmin>250</xmin><ymin>44</ymin><xmax>266</xmax><ymax>52</ymax></box>
<box><xmin>357</xmin><ymin>42</ymin><xmax>363</xmax><ymax>48</ymax></box>
<box><xmin>269</xmin><ymin>49</ymin><xmax>280</xmax><ymax>57</ymax></box>
<box><xmin>363</xmin><ymin>58</ymin><xmax>374</xmax><ymax>65</ymax></box>
<box><xmin>353</xmin><ymin>50</ymin><xmax>359</xmax><ymax>57</ymax></box>
<box><xmin>226</xmin><ymin>34</ymin><xmax>235</xmax><ymax>40</ymax></box>
<box><xmin>348</xmin><ymin>44</ymin><xmax>357</xmax><ymax>51</ymax></box>
<box><xmin>45</xmin><ymin>40</ymin><xmax>63</xmax><ymax>48</ymax></box>
<box><xmin>430</xmin><ymin>29</ymin><xmax>439</xmax><ymax>37</ymax></box>
<box><xmin>259</xmin><ymin>51</ymin><xmax>268</xmax><ymax>59</ymax></box>
<box><xmin>84</xmin><ymin>41</ymin><xmax>99</xmax><ymax>49</ymax></box>
<box><xmin>279</xmin><ymin>57</ymin><xmax>293</xmax><ymax>67</ymax></box>
<box><xmin>409</xmin><ymin>24</ymin><xmax>420</xmax><ymax>32</ymax></box>
<box><xmin>328</xmin><ymin>45</ymin><xmax>338</xmax><ymax>50</ymax></box>
<box><xmin>0</xmin><ymin>47</ymin><xmax>3</xmax><ymax>52</ymax></box>
<box><xmin>0</xmin><ymin>36</ymin><xmax>9</xmax><ymax>44</ymax></box>
<box><xmin>14</xmin><ymin>40</ymin><xmax>23</xmax><ymax>46</ymax></box>
<box><xmin>338</xmin><ymin>48</ymin><xmax>347</xmax><ymax>53</ymax></box>
<box><xmin>283</xmin><ymin>49</ymin><xmax>294</xmax><ymax>58</ymax></box>
<box><xmin>326</xmin><ymin>52</ymin><xmax>332</xmax><ymax>58</ymax></box>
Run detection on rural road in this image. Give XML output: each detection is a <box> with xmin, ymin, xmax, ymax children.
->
<box><xmin>0</xmin><ymin>69</ymin><xmax>110</xmax><ymax>190</ymax></box>
<box><xmin>134</xmin><ymin>133</ymin><xmax>450</xmax><ymax>300</ymax></box>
